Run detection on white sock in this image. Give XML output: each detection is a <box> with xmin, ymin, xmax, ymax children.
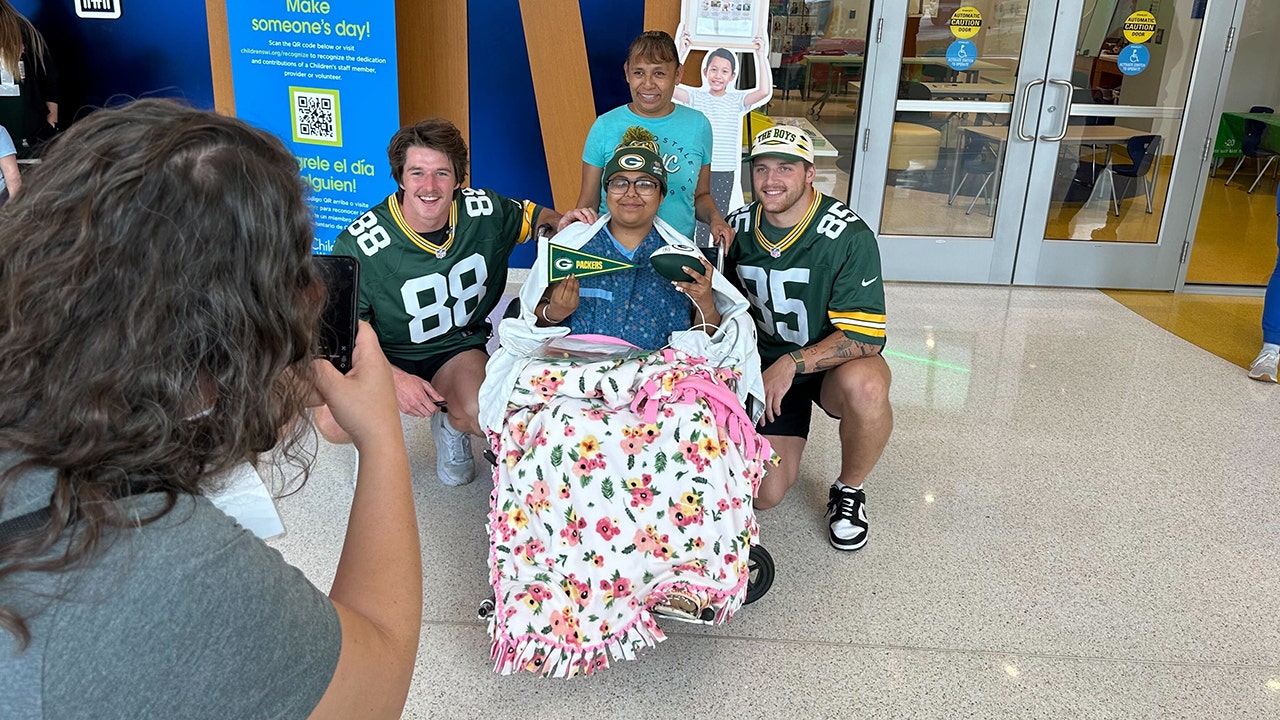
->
<box><xmin>1263</xmin><ymin>343</ymin><xmax>1280</xmax><ymax>353</ymax></box>
<box><xmin>834</xmin><ymin>481</ymin><xmax>864</xmax><ymax>492</ymax></box>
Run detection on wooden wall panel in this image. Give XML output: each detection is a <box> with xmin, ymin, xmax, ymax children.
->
<box><xmin>205</xmin><ymin>0</ymin><xmax>234</xmax><ymax>115</ymax></box>
<box><xmin>517</xmin><ymin>0</ymin><xmax>595</xmax><ymax>211</ymax></box>
<box><xmin>396</xmin><ymin>0</ymin><xmax>470</xmax><ymax>148</ymax></box>
<box><xmin>643</xmin><ymin>0</ymin><xmax>681</xmax><ymax>35</ymax></box>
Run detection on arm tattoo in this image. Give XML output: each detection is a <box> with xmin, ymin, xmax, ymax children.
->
<box><xmin>811</xmin><ymin>336</ymin><xmax>881</xmax><ymax>372</ymax></box>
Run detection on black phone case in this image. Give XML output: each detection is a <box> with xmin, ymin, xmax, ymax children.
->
<box><xmin>315</xmin><ymin>255</ymin><xmax>360</xmax><ymax>373</ymax></box>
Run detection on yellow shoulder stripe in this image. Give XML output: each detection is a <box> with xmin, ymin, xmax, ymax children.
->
<box><xmin>833</xmin><ymin>323</ymin><xmax>887</xmax><ymax>339</ymax></box>
<box><xmin>829</xmin><ymin>310</ymin><xmax>887</xmax><ymax>323</ymax></box>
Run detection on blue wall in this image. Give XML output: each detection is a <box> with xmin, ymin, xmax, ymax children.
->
<box><xmin>466</xmin><ymin>0</ymin><xmax>552</xmax><ymax>269</ymax></box>
<box><xmin>467</xmin><ymin>0</ymin><xmax>644</xmax><ymax>266</ymax></box>
<box><xmin>14</xmin><ymin>0</ymin><xmax>214</xmax><ymax>123</ymax></box>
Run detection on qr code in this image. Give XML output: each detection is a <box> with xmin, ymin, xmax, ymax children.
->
<box><xmin>290</xmin><ymin>88</ymin><xmax>342</xmax><ymax>147</ymax></box>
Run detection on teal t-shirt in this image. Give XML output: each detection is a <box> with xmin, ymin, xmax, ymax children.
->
<box><xmin>582</xmin><ymin>104</ymin><xmax>713</xmax><ymax>238</ymax></box>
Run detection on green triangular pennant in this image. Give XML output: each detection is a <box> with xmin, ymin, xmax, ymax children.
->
<box><xmin>547</xmin><ymin>244</ymin><xmax>637</xmax><ymax>283</ymax></box>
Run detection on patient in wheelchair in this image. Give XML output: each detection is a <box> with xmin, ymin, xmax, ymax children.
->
<box><xmin>476</xmin><ymin>130</ymin><xmax>775</xmax><ymax>677</ymax></box>
<box><xmin>533</xmin><ymin>126</ymin><xmax>719</xmax><ymax>346</ymax></box>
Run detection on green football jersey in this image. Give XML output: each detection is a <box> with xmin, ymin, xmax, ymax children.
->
<box><xmin>725</xmin><ymin>193</ymin><xmax>886</xmax><ymax>366</ymax></box>
<box><xmin>332</xmin><ymin>189</ymin><xmax>543</xmax><ymax>361</ymax></box>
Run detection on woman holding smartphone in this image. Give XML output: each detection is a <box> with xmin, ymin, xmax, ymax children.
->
<box><xmin>0</xmin><ymin>100</ymin><xmax>419</xmax><ymax>719</ymax></box>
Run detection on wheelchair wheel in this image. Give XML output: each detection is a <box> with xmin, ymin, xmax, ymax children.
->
<box><xmin>743</xmin><ymin>544</ymin><xmax>774</xmax><ymax>605</ymax></box>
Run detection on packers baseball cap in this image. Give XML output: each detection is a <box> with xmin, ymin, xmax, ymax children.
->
<box><xmin>750</xmin><ymin>125</ymin><xmax>815</xmax><ymax>164</ymax></box>
<box><xmin>602</xmin><ymin>127</ymin><xmax>668</xmax><ymax>194</ymax></box>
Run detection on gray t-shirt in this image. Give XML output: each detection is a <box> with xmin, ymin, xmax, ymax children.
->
<box><xmin>0</xmin><ymin>459</ymin><xmax>341</xmax><ymax>719</ymax></box>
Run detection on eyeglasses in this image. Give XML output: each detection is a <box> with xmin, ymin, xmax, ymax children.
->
<box><xmin>605</xmin><ymin>177</ymin><xmax>661</xmax><ymax>197</ymax></box>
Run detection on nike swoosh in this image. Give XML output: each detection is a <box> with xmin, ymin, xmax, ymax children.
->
<box><xmin>861</xmin><ymin>277</ymin><xmax>878</xmax><ymax>287</ymax></box>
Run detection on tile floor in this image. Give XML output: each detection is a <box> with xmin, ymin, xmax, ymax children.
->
<box><xmin>265</xmin><ymin>283</ymin><xmax>1280</xmax><ymax>719</ymax></box>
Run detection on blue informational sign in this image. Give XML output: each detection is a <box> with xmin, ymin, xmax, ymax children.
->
<box><xmin>225</xmin><ymin>0</ymin><xmax>399</xmax><ymax>253</ymax></box>
<box><xmin>1117</xmin><ymin>44</ymin><xmax>1150</xmax><ymax>76</ymax></box>
<box><xmin>945</xmin><ymin>39</ymin><xmax>978</xmax><ymax>71</ymax></box>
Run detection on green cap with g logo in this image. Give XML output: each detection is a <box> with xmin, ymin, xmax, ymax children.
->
<box><xmin>602</xmin><ymin>126</ymin><xmax>667</xmax><ymax>194</ymax></box>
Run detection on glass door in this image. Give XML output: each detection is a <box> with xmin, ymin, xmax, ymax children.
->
<box><xmin>852</xmin><ymin>0</ymin><xmax>1238</xmax><ymax>288</ymax></box>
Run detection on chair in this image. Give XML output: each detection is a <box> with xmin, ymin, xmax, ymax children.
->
<box><xmin>920</xmin><ymin>48</ymin><xmax>950</xmax><ymax>83</ymax></box>
<box><xmin>1224</xmin><ymin>106</ymin><xmax>1278</xmax><ymax>194</ymax></box>
<box><xmin>1103</xmin><ymin>134</ymin><xmax>1161</xmax><ymax>216</ymax></box>
<box><xmin>947</xmin><ymin>134</ymin><xmax>1000</xmax><ymax>216</ymax></box>
<box><xmin>895</xmin><ymin>81</ymin><xmax>950</xmax><ymax>133</ymax></box>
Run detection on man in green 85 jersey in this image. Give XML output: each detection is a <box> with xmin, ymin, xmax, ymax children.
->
<box><xmin>725</xmin><ymin>126</ymin><xmax>893</xmax><ymax>552</ymax></box>
<box><xmin>319</xmin><ymin>119</ymin><xmax>589</xmax><ymax>486</ymax></box>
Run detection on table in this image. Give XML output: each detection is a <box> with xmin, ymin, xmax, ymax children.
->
<box><xmin>800</xmin><ymin>54</ymin><xmax>865</xmax><ymax>119</ymax></box>
<box><xmin>922</xmin><ymin>81</ymin><xmax>1016</xmax><ymax>99</ymax></box>
<box><xmin>901</xmin><ymin>56</ymin><xmax>1006</xmax><ymax>83</ymax></box>
<box><xmin>846</xmin><ymin>80</ymin><xmax>1016</xmax><ymax>100</ymax></box>
<box><xmin>953</xmin><ymin>125</ymin><xmax>1157</xmax><ymax>215</ymax></box>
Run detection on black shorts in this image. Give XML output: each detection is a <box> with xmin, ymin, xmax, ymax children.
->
<box><xmin>756</xmin><ymin>371</ymin><xmax>838</xmax><ymax>439</ymax></box>
<box><xmin>386</xmin><ymin>343</ymin><xmax>487</xmax><ymax>383</ymax></box>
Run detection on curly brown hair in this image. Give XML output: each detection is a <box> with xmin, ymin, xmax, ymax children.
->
<box><xmin>0</xmin><ymin>99</ymin><xmax>322</xmax><ymax>648</ymax></box>
<box><xmin>387</xmin><ymin>118</ymin><xmax>469</xmax><ymax>186</ymax></box>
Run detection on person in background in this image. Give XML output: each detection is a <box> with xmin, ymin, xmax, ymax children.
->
<box><xmin>0</xmin><ymin>0</ymin><xmax>58</xmax><ymax>157</ymax></box>
<box><xmin>0</xmin><ymin>99</ymin><xmax>419</xmax><ymax>719</ymax></box>
<box><xmin>0</xmin><ymin>124</ymin><xmax>18</xmax><ymax>205</ymax></box>
<box><xmin>725</xmin><ymin>125</ymin><xmax>893</xmax><ymax>552</ymax></box>
<box><xmin>576</xmin><ymin>30</ymin><xmax>733</xmax><ymax>247</ymax></box>
<box><xmin>674</xmin><ymin>33</ymin><xmax>772</xmax><ymax>244</ymax></box>
<box><xmin>1247</xmin><ymin>187</ymin><xmax>1280</xmax><ymax>383</ymax></box>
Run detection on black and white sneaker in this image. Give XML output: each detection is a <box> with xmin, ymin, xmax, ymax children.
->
<box><xmin>826</xmin><ymin>483</ymin><xmax>868</xmax><ymax>551</ymax></box>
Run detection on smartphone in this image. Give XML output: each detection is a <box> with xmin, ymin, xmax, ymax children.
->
<box><xmin>699</xmin><ymin>244</ymin><xmax>724</xmax><ymax>273</ymax></box>
<box><xmin>315</xmin><ymin>254</ymin><xmax>360</xmax><ymax>373</ymax></box>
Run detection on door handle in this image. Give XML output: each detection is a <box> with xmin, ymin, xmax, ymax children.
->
<box><xmin>1038</xmin><ymin>79</ymin><xmax>1075</xmax><ymax>142</ymax></box>
<box><xmin>1015</xmin><ymin>78</ymin><xmax>1046</xmax><ymax>142</ymax></box>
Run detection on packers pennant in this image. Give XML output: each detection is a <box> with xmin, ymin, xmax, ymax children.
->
<box><xmin>547</xmin><ymin>244</ymin><xmax>637</xmax><ymax>282</ymax></box>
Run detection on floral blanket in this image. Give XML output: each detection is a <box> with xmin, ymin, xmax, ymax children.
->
<box><xmin>486</xmin><ymin>348</ymin><xmax>774</xmax><ymax>677</ymax></box>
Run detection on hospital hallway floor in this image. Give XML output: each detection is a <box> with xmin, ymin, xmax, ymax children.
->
<box><xmin>265</xmin><ymin>282</ymin><xmax>1280</xmax><ymax>718</ymax></box>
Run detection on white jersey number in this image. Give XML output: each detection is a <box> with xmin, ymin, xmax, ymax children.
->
<box><xmin>461</xmin><ymin>187</ymin><xmax>494</xmax><ymax>217</ymax></box>
<box><xmin>735</xmin><ymin>265</ymin><xmax>810</xmax><ymax>346</ymax></box>
<box><xmin>815</xmin><ymin>204</ymin><xmax>859</xmax><ymax>240</ymax></box>
<box><xmin>401</xmin><ymin>253</ymin><xmax>490</xmax><ymax>343</ymax></box>
<box><xmin>350</xmin><ymin>210</ymin><xmax>392</xmax><ymax>256</ymax></box>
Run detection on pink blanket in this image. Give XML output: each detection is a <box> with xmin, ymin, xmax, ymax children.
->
<box><xmin>486</xmin><ymin>349</ymin><xmax>773</xmax><ymax>677</ymax></box>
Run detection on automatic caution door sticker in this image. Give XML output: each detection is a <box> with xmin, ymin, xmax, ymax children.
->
<box><xmin>1123</xmin><ymin>11</ymin><xmax>1156</xmax><ymax>44</ymax></box>
<box><xmin>949</xmin><ymin>6</ymin><xmax>982</xmax><ymax>40</ymax></box>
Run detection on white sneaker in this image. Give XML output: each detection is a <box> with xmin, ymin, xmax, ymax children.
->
<box><xmin>1248</xmin><ymin>347</ymin><xmax>1279</xmax><ymax>383</ymax></box>
<box><xmin>430</xmin><ymin>412</ymin><xmax>474</xmax><ymax>486</ymax></box>
<box><xmin>651</xmin><ymin>587</ymin><xmax>712</xmax><ymax>623</ymax></box>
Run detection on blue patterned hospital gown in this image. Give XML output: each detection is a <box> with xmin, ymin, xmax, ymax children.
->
<box><xmin>566</xmin><ymin>226</ymin><xmax>692</xmax><ymax>350</ymax></box>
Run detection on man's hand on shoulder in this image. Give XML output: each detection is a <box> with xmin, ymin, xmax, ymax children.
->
<box><xmin>557</xmin><ymin>208</ymin><xmax>598</xmax><ymax>232</ymax></box>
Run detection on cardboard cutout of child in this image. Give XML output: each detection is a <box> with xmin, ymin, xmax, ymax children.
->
<box><xmin>673</xmin><ymin>30</ymin><xmax>772</xmax><ymax>245</ymax></box>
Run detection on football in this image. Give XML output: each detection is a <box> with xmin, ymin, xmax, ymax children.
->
<box><xmin>649</xmin><ymin>244</ymin><xmax>707</xmax><ymax>282</ymax></box>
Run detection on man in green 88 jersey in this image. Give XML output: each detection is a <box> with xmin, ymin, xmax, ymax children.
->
<box><xmin>725</xmin><ymin>126</ymin><xmax>893</xmax><ymax>552</ymax></box>
<box><xmin>318</xmin><ymin>119</ymin><xmax>591</xmax><ymax>486</ymax></box>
